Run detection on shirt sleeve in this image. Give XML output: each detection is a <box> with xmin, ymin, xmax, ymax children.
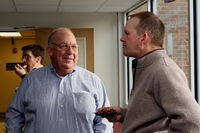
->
<box><xmin>119</xmin><ymin>107</ymin><xmax>127</xmax><ymax>123</ymax></box>
<box><xmin>93</xmin><ymin>80</ymin><xmax>113</xmax><ymax>133</ymax></box>
<box><xmin>5</xmin><ymin>79</ymin><xmax>27</xmax><ymax>133</ymax></box>
<box><xmin>21</xmin><ymin>74</ymin><xmax>26</xmax><ymax>79</ymax></box>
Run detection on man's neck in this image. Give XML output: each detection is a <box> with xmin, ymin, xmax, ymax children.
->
<box><xmin>37</xmin><ymin>64</ymin><xmax>43</xmax><ymax>69</ymax></box>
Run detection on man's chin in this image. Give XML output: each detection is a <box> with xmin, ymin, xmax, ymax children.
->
<box><xmin>63</xmin><ymin>63</ymin><xmax>75</xmax><ymax>69</ymax></box>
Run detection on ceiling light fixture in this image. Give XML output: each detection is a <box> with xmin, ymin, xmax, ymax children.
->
<box><xmin>0</xmin><ymin>32</ymin><xmax>21</xmax><ymax>37</ymax></box>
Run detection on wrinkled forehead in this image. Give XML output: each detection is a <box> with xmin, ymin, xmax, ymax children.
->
<box><xmin>51</xmin><ymin>30</ymin><xmax>77</xmax><ymax>44</ymax></box>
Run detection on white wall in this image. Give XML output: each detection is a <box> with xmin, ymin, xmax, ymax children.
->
<box><xmin>0</xmin><ymin>12</ymin><xmax>119</xmax><ymax>106</ymax></box>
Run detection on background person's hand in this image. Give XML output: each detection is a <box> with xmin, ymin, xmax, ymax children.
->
<box><xmin>14</xmin><ymin>64</ymin><xmax>26</xmax><ymax>77</ymax></box>
<box><xmin>97</xmin><ymin>106</ymin><xmax>121</xmax><ymax>122</ymax></box>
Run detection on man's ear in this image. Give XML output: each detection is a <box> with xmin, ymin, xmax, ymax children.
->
<box><xmin>47</xmin><ymin>46</ymin><xmax>53</xmax><ymax>56</ymax></box>
<box><xmin>138</xmin><ymin>33</ymin><xmax>149</xmax><ymax>49</ymax></box>
<box><xmin>140</xmin><ymin>32</ymin><xmax>149</xmax><ymax>44</ymax></box>
<box><xmin>36</xmin><ymin>56</ymin><xmax>42</xmax><ymax>63</ymax></box>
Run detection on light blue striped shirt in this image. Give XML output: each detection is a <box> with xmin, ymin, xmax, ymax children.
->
<box><xmin>5</xmin><ymin>65</ymin><xmax>113</xmax><ymax>133</ymax></box>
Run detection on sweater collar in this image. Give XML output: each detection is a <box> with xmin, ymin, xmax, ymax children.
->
<box><xmin>132</xmin><ymin>49</ymin><xmax>167</xmax><ymax>69</ymax></box>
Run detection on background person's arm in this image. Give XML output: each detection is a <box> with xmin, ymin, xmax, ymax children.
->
<box><xmin>14</xmin><ymin>64</ymin><xmax>26</xmax><ymax>78</ymax></box>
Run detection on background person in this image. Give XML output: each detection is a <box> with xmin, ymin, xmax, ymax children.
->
<box><xmin>5</xmin><ymin>27</ymin><xmax>113</xmax><ymax>133</ymax></box>
<box><xmin>98</xmin><ymin>11</ymin><xmax>200</xmax><ymax>133</ymax></box>
<box><xmin>14</xmin><ymin>44</ymin><xmax>44</xmax><ymax>79</ymax></box>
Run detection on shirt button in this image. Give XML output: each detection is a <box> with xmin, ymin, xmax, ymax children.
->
<box><xmin>60</xmin><ymin>119</ymin><xmax>63</xmax><ymax>121</ymax></box>
<box><xmin>60</xmin><ymin>91</ymin><xmax>63</xmax><ymax>94</ymax></box>
<box><xmin>61</xmin><ymin>105</ymin><xmax>63</xmax><ymax>107</ymax></box>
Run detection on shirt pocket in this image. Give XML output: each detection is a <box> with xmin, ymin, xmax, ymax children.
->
<box><xmin>73</xmin><ymin>92</ymin><xmax>96</xmax><ymax>114</ymax></box>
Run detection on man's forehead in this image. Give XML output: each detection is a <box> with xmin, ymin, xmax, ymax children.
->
<box><xmin>23</xmin><ymin>50</ymin><xmax>32</xmax><ymax>55</ymax></box>
<box><xmin>52</xmin><ymin>30</ymin><xmax>74</xmax><ymax>39</ymax></box>
<box><xmin>125</xmin><ymin>18</ymin><xmax>139</xmax><ymax>29</ymax></box>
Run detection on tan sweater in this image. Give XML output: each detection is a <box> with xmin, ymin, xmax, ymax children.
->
<box><xmin>120</xmin><ymin>49</ymin><xmax>200</xmax><ymax>133</ymax></box>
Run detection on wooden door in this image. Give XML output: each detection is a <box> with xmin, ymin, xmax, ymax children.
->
<box><xmin>35</xmin><ymin>28</ymin><xmax>53</xmax><ymax>66</ymax></box>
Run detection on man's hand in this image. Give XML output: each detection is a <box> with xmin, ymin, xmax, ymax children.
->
<box><xmin>97</xmin><ymin>106</ymin><xmax>121</xmax><ymax>122</ymax></box>
<box><xmin>14</xmin><ymin>64</ymin><xmax>26</xmax><ymax>77</ymax></box>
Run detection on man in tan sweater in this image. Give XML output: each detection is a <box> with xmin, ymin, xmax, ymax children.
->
<box><xmin>98</xmin><ymin>11</ymin><xmax>200</xmax><ymax>133</ymax></box>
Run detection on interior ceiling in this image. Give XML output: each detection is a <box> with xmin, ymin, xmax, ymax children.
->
<box><xmin>0</xmin><ymin>0</ymin><xmax>144</xmax><ymax>38</ymax></box>
<box><xmin>0</xmin><ymin>0</ymin><xmax>143</xmax><ymax>13</ymax></box>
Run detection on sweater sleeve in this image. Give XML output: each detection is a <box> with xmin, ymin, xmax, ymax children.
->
<box><xmin>119</xmin><ymin>108</ymin><xmax>127</xmax><ymax>123</ymax></box>
<box><xmin>154</xmin><ymin>66</ymin><xmax>200</xmax><ymax>132</ymax></box>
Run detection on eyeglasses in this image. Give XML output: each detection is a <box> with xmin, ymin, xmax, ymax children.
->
<box><xmin>51</xmin><ymin>43</ymin><xmax>79</xmax><ymax>51</ymax></box>
<box><xmin>21</xmin><ymin>55</ymin><xmax>31</xmax><ymax>61</ymax></box>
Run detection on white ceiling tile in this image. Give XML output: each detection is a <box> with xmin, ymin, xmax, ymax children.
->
<box><xmin>104</xmin><ymin>0</ymin><xmax>141</xmax><ymax>6</ymax></box>
<box><xmin>61</xmin><ymin>0</ymin><xmax>106</xmax><ymax>6</ymax></box>
<box><xmin>98</xmin><ymin>5</ymin><xmax>130</xmax><ymax>12</ymax></box>
<box><xmin>17</xmin><ymin>6</ymin><xmax>58</xmax><ymax>12</ymax></box>
<box><xmin>58</xmin><ymin>5</ymin><xmax>99</xmax><ymax>12</ymax></box>
<box><xmin>0</xmin><ymin>0</ymin><xmax>13</xmax><ymax>5</ymax></box>
<box><xmin>0</xmin><ymin>6</ymin><xmax>16</xmax><ymax>12</ymax></box>
<box><xmin>0</xmin><ymin>0</ymin><xmax>144</xmax><ymax>13</ymax></box>
<box><xmin>14</xmin><ymin>0</ymin><xmax>60</xmax><ymax>5</ymax></box>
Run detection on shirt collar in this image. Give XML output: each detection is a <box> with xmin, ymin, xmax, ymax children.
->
<box><xmin>50</xmin><ymin>64</ymin><xmax>76</xmax><ymax>78</ymax></box>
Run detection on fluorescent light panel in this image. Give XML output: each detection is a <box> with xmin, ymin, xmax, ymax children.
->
<box><xmin>0</xmin><ymin>32</ymin><xmax>21</xmax><ymax>37</ymax></box>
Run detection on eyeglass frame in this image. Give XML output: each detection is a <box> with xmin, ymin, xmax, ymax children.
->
<box><xmin>50</xmin><ymin>42</ymin><xmax>79</xmax><ymax>51</ymax></box>
<box><xmin>21</xmin><ymin>55</ymin><xmax>31</xmax><ymax>61</ymax></box>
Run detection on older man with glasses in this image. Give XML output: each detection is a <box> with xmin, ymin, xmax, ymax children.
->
<box><xmin>5</xmin><ymin>27</ymin><xmax>113</xmax><ymax>133</ymax></box>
